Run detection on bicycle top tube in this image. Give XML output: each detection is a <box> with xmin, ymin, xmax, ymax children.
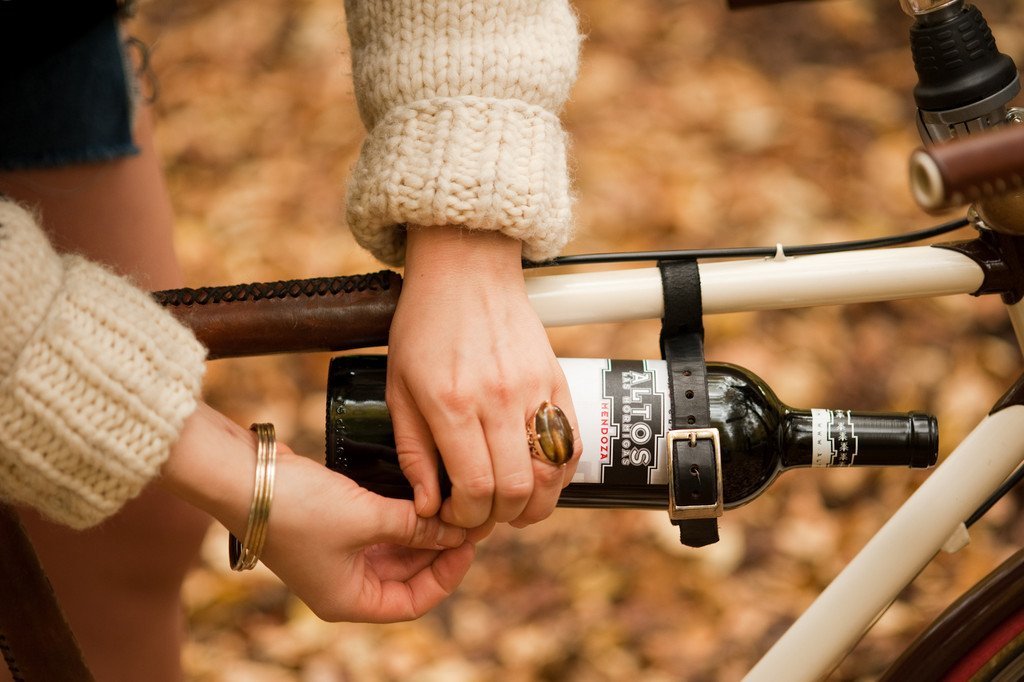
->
<box><xmin>524</xmin><ymin>244</ymin><xmax>984</xmax><ymax>326</ymax></box>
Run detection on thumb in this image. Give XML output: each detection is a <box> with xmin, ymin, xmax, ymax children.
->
<box><xmin>373</xmin><ymin>495</ymin><xmax>468</xmax><ymax>550</ymax></box>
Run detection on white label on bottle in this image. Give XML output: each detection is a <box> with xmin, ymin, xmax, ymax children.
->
<box><xmin>811</xmin><ymin>409</ymin><xmax>858</xmax><ymax>467</ymax></box>
<box><xmin>559</xmin><ymin>358</ymin><xmax>672</xmax><ymax>485</ymax></box>
<box><xmin>812</xmin><ymin>409</ymin><xmax>830</xmax><ymax>467</ymax></box>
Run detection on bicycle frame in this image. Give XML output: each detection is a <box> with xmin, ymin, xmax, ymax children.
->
<box><xmin>527</xmin><ymin>242</ymin><xmax>1024</xmax><ymax>366</ymax></box>
<box><xmin>522</xmin><ymin>243</ymin><xmax>1024</xmax><ymax>680</ymax></box>
<box><xmin>150</xmin><ymin>239</ymin><xmax>1023</xmax><ymax>677</ymax></box>
<box><xmin>7</xmin><ymin>1</ymin><xmax>1024</xmax><ymax>679</ymax></box>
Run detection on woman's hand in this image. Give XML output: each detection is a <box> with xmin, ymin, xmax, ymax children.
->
<box><xmin>160</xmin><ymin>403</ymin><xmax>484</xmax><ymax>623</ymax></box>
<box><xmin>386</xmin><ymin>226</ymin><xmax>583</xmax><ymax>529</ymax></box>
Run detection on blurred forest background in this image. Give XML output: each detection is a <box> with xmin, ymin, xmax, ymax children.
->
<box><xmin>130</xmin><ymin>0</ymin><xmax>1024</xmax><ymax>679</ymax></box>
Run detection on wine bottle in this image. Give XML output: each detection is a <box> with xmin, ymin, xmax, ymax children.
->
<box><xmin>325</xmin><ymin>356</ymin><xmax>938</xmax><ymax>509</ymax></box>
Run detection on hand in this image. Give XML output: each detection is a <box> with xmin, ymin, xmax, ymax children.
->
<box><xmin>160</xmin><ymin>403</ymin><xmax>484</xmax><ymax>623</ymax></box>
<box><xmin>386</xmin><ymin>226</ymin><xmax>583</xmax><ymax>529</ymax></box>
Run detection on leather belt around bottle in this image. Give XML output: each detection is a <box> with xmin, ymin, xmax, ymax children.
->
<box><xmin>658</xmin><ymin>259</ymin><xmax>723</xmax><ymax>548</ymax></box>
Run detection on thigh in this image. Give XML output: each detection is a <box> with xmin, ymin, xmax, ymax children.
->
<box><xmin>0</xmin><ymin>108</ymin><xmax>183</xmax><ymax>290</ymax></box>
<box><xmin>0</xmin><ymin>98</ymin><xmax>209</xmax><ymax>682</ymax></box>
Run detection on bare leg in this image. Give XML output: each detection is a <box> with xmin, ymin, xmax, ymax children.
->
<box><xmin>0</xmin><ymin>109</ymin><xmax>209</xmax><ymax>682</ymax></box>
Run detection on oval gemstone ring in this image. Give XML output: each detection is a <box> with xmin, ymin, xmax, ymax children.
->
<box><xmin>527</xmin><ymin>401</ymin><xmax>575</xmax><ymax>466</ymax></box>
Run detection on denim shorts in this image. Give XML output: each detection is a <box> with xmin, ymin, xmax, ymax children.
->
<box><xmin>0</xmin><ymin>16</ymin><xmax>139</xmax><ymax>170</ymax></box>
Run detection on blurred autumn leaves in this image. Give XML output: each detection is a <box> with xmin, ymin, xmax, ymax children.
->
<box><xmin>133</xmin><ymin>0</ymin><xmax>1024</xmax><ymax>679</ymax></box>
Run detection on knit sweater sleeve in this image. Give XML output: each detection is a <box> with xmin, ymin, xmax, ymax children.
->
<box><xmin>344</xmin><ymin>0</ymin><xmax>581</xmax><ymax>265</ymax></box>
<box><xmin>0</xmin><ymin>200</ymin><xmax>206</xmax><ymax>529</ymax></box>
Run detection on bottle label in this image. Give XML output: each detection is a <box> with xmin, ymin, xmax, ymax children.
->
<box><xmin>561</xmin><ymin>358</ymin><xmax>672</xmax><ymax>485</ymax></box>
<box><xmin>811</xmin><ymin>409</ymin><xmax>858</xmax><ymax>467</ymax></box>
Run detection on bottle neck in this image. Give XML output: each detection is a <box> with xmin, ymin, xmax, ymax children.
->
<box><xmin>780</xmin><ymin>409</ymin><xmax>937</xmax><ymax>469</ymax></box>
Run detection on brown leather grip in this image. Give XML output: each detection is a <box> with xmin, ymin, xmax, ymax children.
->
<box><xmin>154</xmin><ymin>270</ymin><xmax>402</xmax><ymax>359</ymax></box>
<box><xmin>910</xmin><ymin>125</ymin><xmax>1024</xmax><ymax>212</ymax></box>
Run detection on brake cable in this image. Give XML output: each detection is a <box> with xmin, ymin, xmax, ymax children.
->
<box><xmin>526</xmin><ymin>216</ymin><xmax>972</xmax><ymax>268</ymax></box>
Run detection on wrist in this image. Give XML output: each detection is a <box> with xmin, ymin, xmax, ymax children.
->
<box><xmin>404</xmin><ymin>226</ymin><xmax>524</xmax><ymax>280</ymax></box>
<box><xmin>158</xmin><ymin>403</ymin><xmax>255</xmax><ymax>536</ymax></box>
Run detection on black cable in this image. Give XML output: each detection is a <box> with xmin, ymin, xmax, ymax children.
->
<box><xmin>966</xmin><ymin>463</ymin><xmax>1024</xmax><ymax>529</ymax></box>
<box><xmin>525</xmin><ymin>217</ymin><xmax>971</xmax><ymax>269</ymax></box>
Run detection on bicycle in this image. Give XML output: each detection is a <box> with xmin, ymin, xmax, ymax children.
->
<box><xmin>6</xmin><ymin>0</ymin><xmax>1024</xmax><ymax>680</ymax></box>
<box><xmin>151</xmin><ymin>0</ymin><xmax>1024</xmax><ymax>675</ymax></box>
<box><xmin>153</xmin><ymin>166</ymin><xmax>1024</xmax><ymax>681</ymax></box>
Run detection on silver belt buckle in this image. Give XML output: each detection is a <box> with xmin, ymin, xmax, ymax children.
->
<box><xmin>666</xmin><ymin>428</ymin><xmax>724</xmax><ymax>521</ymax></box>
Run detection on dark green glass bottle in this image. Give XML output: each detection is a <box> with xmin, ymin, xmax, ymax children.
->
<box><xmin>326</xmin><ymin>355</ymin><xmax>938</xmax><ymax>509</ymax></box>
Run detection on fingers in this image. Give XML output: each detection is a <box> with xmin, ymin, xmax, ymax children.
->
<box><xmin>392</xmin><ymin>378</ymin><xmax>547</xmax><ymax>526</ymax></box>
<box><xmin>410</xmin><ymin>542</ymin><xmax>477</xmax><ymax>613</ymax></box>
<box><xmin>432</xmin><ymin>417</ymin><xmax>495</xmax><ymax>528</ymax></box>
<box><xmin>480</xmin><ymin>407</ymin><xmax>534</xmax><ymax>523</ymax></box>
<box><xmin>259</xmin><ymin>456</ymin><xmax>481</xmax><ymax>625</ymax></box>
<box><xmin>549</xmin><ymin>377</ymin><xmax>584</xmax><ymax>488</ymax></box>
<box><xmin>389</xmin><ymin>384</ymin><xmax>442</xmax><ymax>517</ymax></box>
<box><xmin>511</xmin><ymin>371</ymin><xmax>582</xmax><ymax>526</ymax></box>
<box><xmin>352</xmin><ymin>495</ymin><xmax>482</xmax><ymax>623</ymax></box>
<box><xmin>374</xmin><ymin>495</ymin><xmax>467</xmax><ymax>550</ymax></box>
<box><xmin>509</xmin><ymin>456</ymin><xmax>566</xmax><ymax>527</ymax></box>
<box><xmin>399</xmin><ymin>368</ymin><xmax>582</xmax><ymax>530</ymax></box>
<box><xmin>466</xmin><ymin>519</ymin><xmax>496</xmax><ymax>543</ymax></box>
<box><xmin>359</xmin><ymin>543</ymin><xmax>477</xmax><ymax>624</ymax></box>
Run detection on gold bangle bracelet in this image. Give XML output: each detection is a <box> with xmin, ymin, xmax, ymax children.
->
<box><xmin>229</xmin><ymin>423</ymin><xmax>277</xmax><ymax>571</ymax></box>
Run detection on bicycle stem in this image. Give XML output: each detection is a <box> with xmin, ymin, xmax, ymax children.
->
<box><xmin>906</xmin><ymin>0</ymin><xmax>1020</xmax><ymax>143</ymax></box>
<box><xmin>900</xmin><ymin>0</ymin><xmax>1024</xmax><ymax>346</ymax></box>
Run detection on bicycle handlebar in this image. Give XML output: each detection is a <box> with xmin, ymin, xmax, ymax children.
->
<box><xmin>153</xmin><ymin>271</ymin><xmax>401</xmax><ymax>359</ymax></box>
<box><xmin>910</xmin><ymin>124</ymin><xmax>1024</xmax><ymax>213</ymax></box>
<box><xmin>154</xmin><ymin>245</ymin><xmax>988</xmax><ymax>359</ymax></box>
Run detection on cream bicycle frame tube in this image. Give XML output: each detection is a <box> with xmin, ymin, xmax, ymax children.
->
<box><xmin>526</xmin><ymin>245</ymin><xmax>984</xmax><ymax>325</ymax></box>
<box><xmin>1008</xmin><ymin>298</ymin><xmax>1024</xmax><ymax>350</ymax></box>
<box><xmin>746</xmin><ymin>406</ymin><xmax>1024</xmax><ymax>681</ymax></box>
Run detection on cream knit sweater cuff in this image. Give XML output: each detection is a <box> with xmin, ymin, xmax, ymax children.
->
<box><xmin>347</xmin><ymin>96</ymin><xmax>572</xmax><ymax>264</ymax></box>
<box><xmin>0</xmin><ymin>201</ymin><xmax>206</xmax><ymax>529</ymax></box>
<box><xmin>344</xmin><ymin>0</ymin><xmax>581</xmax><ymax>265</ymax></box>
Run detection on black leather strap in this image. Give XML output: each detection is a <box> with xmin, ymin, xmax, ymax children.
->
<box><xmin>659</xmin><ymin>260</ymin><xmax>720</xmax><ymax>547</ymax></box>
